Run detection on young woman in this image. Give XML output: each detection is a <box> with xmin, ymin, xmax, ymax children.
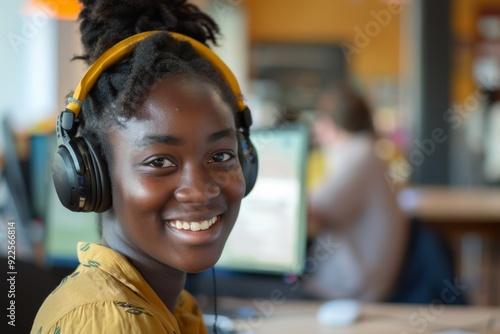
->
<box><xmin>305</xmin><ymin>83</ymin><xmax>462</xmax><ymax>305</ymax></box>
<box><xmin>31</xmin><ymin>0</ymin><xmax>257</xmax><ymax>333</ymax></box>
<box><xmin>305</xmin><ymin>83</ymin><xmax>408</xmax><ymax>302</ymax></box>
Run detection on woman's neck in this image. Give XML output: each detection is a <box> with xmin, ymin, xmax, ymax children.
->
<box><xmin>127</xmin><ymin>256</ymin><xmax>186</xmax><ymax>312</ymax></box>
<box><xmin>101</xmin><ymin>217</ymin><xmax>186</xmax><ymax>313</ymax></box>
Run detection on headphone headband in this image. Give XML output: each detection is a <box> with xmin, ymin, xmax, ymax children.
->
<box><xmin>66</xmin><ymin>31</ymin><xmax>248</xmax><ymax>117</ymax></box>
<box><xmin>53</xmin><ymin>30</ymin><xmax>258</xmax><ymax>213</ymax></box>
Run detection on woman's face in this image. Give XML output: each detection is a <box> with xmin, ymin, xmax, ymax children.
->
<box><xmin>105</xmin><ymin>75</ymin><xmax>246</xmax><ymax>273</ymax></box>
<box><xmin>312</xmin><ymin>114</ymin><xmax>338</xmax><ymax>147</ymax></box>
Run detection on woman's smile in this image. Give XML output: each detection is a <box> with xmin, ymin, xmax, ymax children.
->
<box><xmin>164</xmin><ymin>215</ymin><xmax>225</xmax><ymax>246</ymax></box>
<box><xmin>168</xmin><ymin>215</ymin><xmax>218</xmax><ymax>231</ymax></box>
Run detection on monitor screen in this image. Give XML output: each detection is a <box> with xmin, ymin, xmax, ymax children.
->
<box><xmin>216</xmin><ymin>125</ymin><xmax>309</xmax><ymax>275</ymax></box>
<box><xmin>43</xmin><ymin>133</ymin><xmax>100</xmax><ymax>267</ymax></box>
<box><xmin>0</xmin><ymin>117</ymin><xmax>34</xmax><ymax>260</ymax></box>
<box><xmin>44</xmin><ymin>183</ymin><xmax>100</xmax><ymax>267</ymax></box>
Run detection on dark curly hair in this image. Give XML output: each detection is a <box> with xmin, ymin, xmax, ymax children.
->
<box><xmin>75</xmin><ymin>0</ymin><xmax>238</xmax><ymax>166</ymax></box>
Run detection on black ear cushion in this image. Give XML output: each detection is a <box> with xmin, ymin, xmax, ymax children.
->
<box><xmin>84</xmin><ymin>137</ymin><xmax>112</xmax><ymax>212</ymax></box>
<box><xmin>73</xmin><ymin>137</ymin><xmax>98</xmax><ymax>212</ymax></box>
<box><xmin>52</xmin><ymin>144</ymin><xmax>82</xmax><ymax>211</ymax></box>
<box><xmin>52</xmin><ymin>138</ymin><xmax>95</xmax><ymax>212</ymax></box>
<box><xmin>238</xmin><ymin>132</ymin><xmax>258</xmax><ymax>196</ymax></box>
<box><xmin>52</xmin><ymin>137</ymin><xmax>111</xmax><ymax>213</ymax></box>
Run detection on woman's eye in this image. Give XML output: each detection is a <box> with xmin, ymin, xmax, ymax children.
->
<box><xmin>149</xmin><ymin>158</ymin><xmax>175</xmax><ymax>168</ymax></box>
<box><xmin>210</xmin><ymin>152</ymin><xmax>234</xmax><ymax>163</ymax></box>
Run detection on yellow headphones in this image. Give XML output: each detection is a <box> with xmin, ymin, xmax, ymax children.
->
<box><xmin>65</xmin><ymin>31</ymin><xmax>248</xmax><ymax>116</ymax></box>
<box><xmin>52</xmin><ymin>31</ymin><xmax>258</xmax><ymax>213</ymax></box>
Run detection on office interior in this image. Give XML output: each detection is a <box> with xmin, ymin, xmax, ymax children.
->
<box><xmin>1</xmin><ymin>0</ymin><xmax>500</xmax><ymax>333</ymax></box>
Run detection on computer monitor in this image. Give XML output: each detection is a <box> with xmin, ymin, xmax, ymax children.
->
<box><xmin>43</xmin><ymin>133</ymin><xmax>100</xmax><ymax>267</ymax></box>
<box><xmin>216</xmin><ymin>125</ymin><xmax>309</xmax><ymax>275</ymax></box>
<box><xmin>0</xmin><ymin>117</ymin><xmax>34</xmax><ymax>260</ymax></box>
<box><xmin>44</xmin><ymin>185</ymin><xmax>100</xmax><ymax>267</ymax></box>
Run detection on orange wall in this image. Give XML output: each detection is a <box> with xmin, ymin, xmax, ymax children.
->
<box><xmin>246</xmin><ymin>0</ymin><xmax>500</xmax><ymax>101</ymax></box>
<box><xmin>246</xmin><ymin>0</ymin><xmax>402</xmax><ymax>78</ymax></box>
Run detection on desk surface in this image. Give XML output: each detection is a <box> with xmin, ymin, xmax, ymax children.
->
<box><xmin>220</xmin><ymin>298</ymin><xmax>500</xmax><ymax>334</ymax></box>
<box><xmin>396</xmin><ymin>186</ymin><xmax>500</xmax><ymax>306</ymax></box>
<box><xmin>398</xmin><ymin>186</ymin><xmax>500</xmax><ymax>224</ymax></box>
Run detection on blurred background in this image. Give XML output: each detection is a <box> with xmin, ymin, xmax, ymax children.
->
<box><xmin>1</xmin><ymin>0</ymin><xmax>499</xmax><ymax>329</ymax></box>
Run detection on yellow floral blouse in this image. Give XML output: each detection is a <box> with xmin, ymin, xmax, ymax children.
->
<box><xmin>31</xmin><ymin>242</ymin><xmax>207</xmax><ymax>334</ymax></box>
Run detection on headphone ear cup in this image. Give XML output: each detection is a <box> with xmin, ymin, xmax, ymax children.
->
<box><xmin>52</xmin><ymin>137</ymin><xmax>111</xmax><ymax>213</ymax></box>
<box><xmin>237</xmin><ymin>131</ymin><xmax>258</xmax><ymax>196</ymax></box>
<box><xmin>52</xmin><ymin>137</ymin><xmax>94</xmax><ymax>212</ymax></box>
<box><xmin>84</xmin><ymin>137</ymin><xmax>111</xmax><ymax>212</ymax></box>
<box><xmin>52</xmin><ymin>142</ymin><xmax>82</xmax><ymax>212</ymax></box>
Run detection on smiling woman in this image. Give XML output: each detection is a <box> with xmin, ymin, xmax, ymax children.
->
<box><xmin>30</xmin><ymin>1</ymin><xmax>257</xmax><ymax>333</ymax></box>
<box><xmin>106</xmin><ymin>76</ymin><xmax>246</xmax><ymax>276</ymax></box>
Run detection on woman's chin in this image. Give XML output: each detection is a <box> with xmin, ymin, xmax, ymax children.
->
<box><xmin>181</xmin><ymin>256</ymin><xmax>221</xmax><ymax>274</ymax></box>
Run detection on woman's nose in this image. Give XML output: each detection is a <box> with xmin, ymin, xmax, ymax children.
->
<box><xmin>173</xmin><ymin>167</ymin><xmax>220</xmax><ymax>204</ymax></box>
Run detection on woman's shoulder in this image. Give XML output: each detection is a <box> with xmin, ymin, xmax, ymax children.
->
<box><xmin>349</xmin><ymin>133</ymin><xmax>377</xmax><ymax>154</ymax></box>
<box><xmin>31</xmin><ymin>299</ymin><xmax>165</xmax><ymax>334</ymax></box>
<box><xmin>32</xmin><ymin>250</ymin><xmax>156</xmax><ymax>333</ymax></box>
<box><xmin>331</xmin><ymin>134</ymin><xmax>380</xmax><ymax>170</ymax></box>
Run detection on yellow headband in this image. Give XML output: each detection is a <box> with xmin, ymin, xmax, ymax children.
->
<box><xmin>66</xmin><ymin>31</ymin><xmax>246</xmax><ymax>117</ymax></box>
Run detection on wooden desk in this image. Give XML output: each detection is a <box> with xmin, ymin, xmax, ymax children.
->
<box><xmin>398</xmin><ymin>186</ymin><xmax>500</xmax><ymax>227</ymax></box>
<box><xmin>398</xmin><ymin>186</ymin><xmax>500</xmax><ymax>306</ymax></box>
<box><xmin>220</xmin><ymin>298</ymin><xmax>500</xmax><ymax>334</ymax></box>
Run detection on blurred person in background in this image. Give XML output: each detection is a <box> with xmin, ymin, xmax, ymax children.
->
<box><xmin>303</xmin><ymin>83</ymin><xmax>464</xmax><ymax>304</ymax></box>
<box><xmin>304</xmin><ymin>82</ymin><xmax>408</xmax><ymax>302</ymax></box>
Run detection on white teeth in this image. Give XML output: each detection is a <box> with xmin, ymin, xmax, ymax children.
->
<box><xmin>200</xmin><ymin>221</ymin><xmax>209</xmax><ymax>230</ymax></box>
<box><xmin>169</xmin><ymin>216</ymin><xmax>218</xmax><ymax>232</ymax></box>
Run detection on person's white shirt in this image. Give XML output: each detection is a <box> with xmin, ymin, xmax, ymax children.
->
<box><xmin>304</xmin><ymin>134</ymin><xmax>408</xmax><ymax>301</ymax></box>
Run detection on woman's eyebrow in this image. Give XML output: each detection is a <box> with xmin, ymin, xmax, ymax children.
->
<box><xmin>208</xmin><ymin>128</ymin><xmax>237</xmax><ymax>143</ymax></box>
<box><xmin>135</xmin><ymin>129</ymin><xmax>236</xmax><ymax>147</ymax></box>
<box><xmin>136</xmin><ymin>135</ymin><xmax>183</xmax><ymax>147</ymax></box>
